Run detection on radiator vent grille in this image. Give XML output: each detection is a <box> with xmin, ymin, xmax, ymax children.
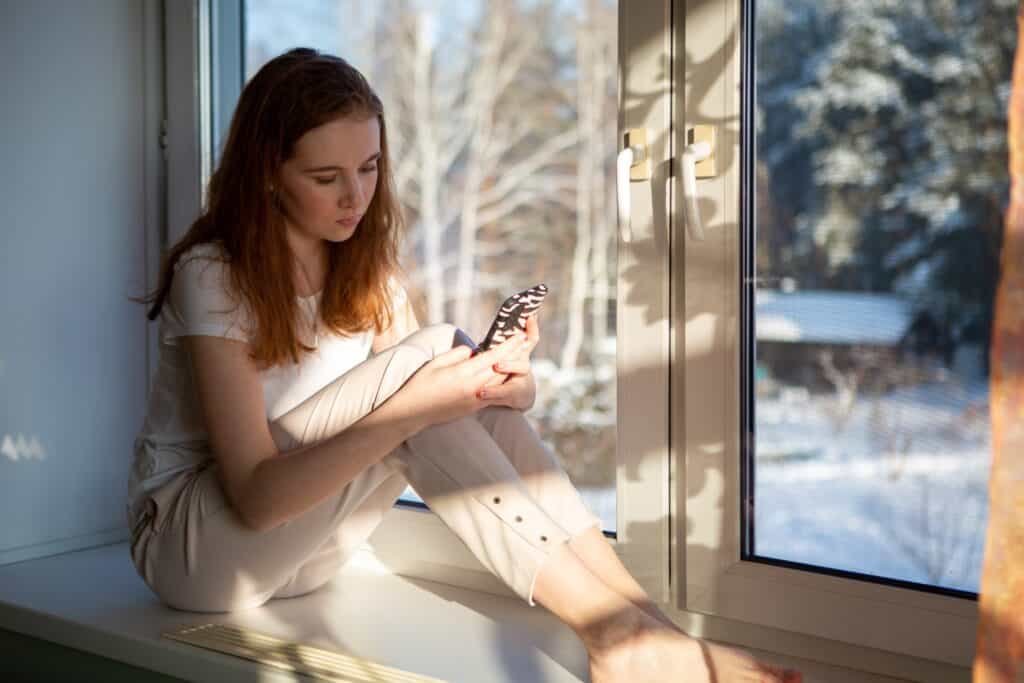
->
<box><xmin>163</xmin><ymin>622</ymin><xmax>448</xmax><ymax>682</ymax></box>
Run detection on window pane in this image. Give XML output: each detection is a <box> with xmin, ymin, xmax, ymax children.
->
<box><xmin>243</xmin><ymin>0</ymin><xmax>619</xmax><ymax>533</ymax></box>
<box><xmin>749</xmin><ymin>0</ymin><xmax>1012</xmax><ymax>593</ymax></box>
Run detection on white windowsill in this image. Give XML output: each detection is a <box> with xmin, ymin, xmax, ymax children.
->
<box><xmin>0</xmin><ymin>541</ymin><xmax>928</xmax><ymax>682</ymax></box>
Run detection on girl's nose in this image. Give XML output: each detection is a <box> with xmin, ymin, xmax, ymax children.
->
<box><xmin>339</xmin><ymin>172</ymin><xmax>363</xmax><ymax>207</ymax></box>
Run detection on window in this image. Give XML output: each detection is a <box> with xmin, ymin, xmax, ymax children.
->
<box><xmin>747</xmin><ymin>0</ymin><xmax>1008</xmax><ymax>597</ymax></box>
<box><xmin>745</xmin><ymin>0</ymin><xmax>1007</xmax><ymax>602</ymax></box>
<box><xmin>164</xmin><ymin>0</ymin><xmax>992</xmax><ymax>673</ymax></box>
<box><xmin>680</xmin><ymin>0</ymin><xmax>992</xmax><ymax>664</ymax></box>
<box><xmin>166</xmin><ymin>0</ymin><xmax>674</xmax><ymax>606</ymax></box>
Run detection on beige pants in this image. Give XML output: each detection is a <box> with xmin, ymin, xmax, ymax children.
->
<box><xmin>129</xmin><ymin>323</ymin><xmax>603</xmax><ymax>613</ymax></box>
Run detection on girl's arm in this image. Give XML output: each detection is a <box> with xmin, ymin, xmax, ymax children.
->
<box><xmin>185</xmin><ymin>334</ymin><xmax>426</xmax><ymax>532</ymax></box>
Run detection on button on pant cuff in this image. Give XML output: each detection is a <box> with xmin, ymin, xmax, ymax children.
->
<box><xmin>525</xmin><ymin>534</ymin><xmax>572</xmax><ymax>607</ymax></box>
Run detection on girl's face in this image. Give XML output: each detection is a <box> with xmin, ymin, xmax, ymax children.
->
<box><xmin>275</xmin><ymin>114</ymin><xmax>381</xmax><ymax>249</ymax></box>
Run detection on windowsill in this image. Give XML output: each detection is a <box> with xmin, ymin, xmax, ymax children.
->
<box><xmin>0</xmin><ymin>540</ymin><xmax>933</xmax><ymax>682</ymax></box>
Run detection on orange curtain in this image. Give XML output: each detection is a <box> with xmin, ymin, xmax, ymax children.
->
<box><xmin>974</xmin><ymin>4</ymin><xmax>1024</xmax><ymax>681</ymax></box>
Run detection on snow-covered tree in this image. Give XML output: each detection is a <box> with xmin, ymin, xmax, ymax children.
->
<box><xmin>757</xmin><ymin>0</ymin><xmax>1015</xmax><ymax>363</ymax></box>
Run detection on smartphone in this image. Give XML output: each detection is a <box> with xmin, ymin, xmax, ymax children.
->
<box><xmin>451</xmin><ymin>284</ymin><xmax>548</xmax><ymax>356</ymax></box>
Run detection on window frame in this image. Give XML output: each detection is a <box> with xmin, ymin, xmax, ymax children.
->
<box><xmin>164</xmin><ymin>0</ymin><xmax>204</xmax><ymax>247</ymax></box>
<box><xmin>164</xmin><ymin>0</ymin><xmax>675</xmax><ymax>608</ymax></box>
<box><xmin>163</xmin><ymin>0</ymin><xmax>980</xmax><ymax>675</ymax></box>
<box><xmin>674</xmin><ymin>0</ymin><xmax>980</xmax><ymax>667</ymax></box>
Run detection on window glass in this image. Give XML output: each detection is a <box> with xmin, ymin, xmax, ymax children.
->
<box><xmin>749</xmin><ymin>0</ymin><xmax>1013</xmax><ymax>593</ymax></box>
<box><xmin>244</xmin><ymin>0</ymin><xmax>619</xmax><ymax>532</ymax></box>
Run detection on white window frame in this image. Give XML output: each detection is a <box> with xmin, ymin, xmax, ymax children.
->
<box><xmin>163</xmin><ymin>1</ymin><xmax>979</xmax><ymax>677</ymax></box>
<box><xmin>675</xmin><ymin>0</ymin><xmax>979</xmax><ymax>671</ymax></box>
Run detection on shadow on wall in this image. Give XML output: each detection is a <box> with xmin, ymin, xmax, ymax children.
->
<box><xmin>0</xmin><ymin>434</ymin><xmax>47</xmax><ymax>462</ymax></box>
<box><xmin>0</xmin><ymin>358</ymin><xmax>47</xmax><ymax>461</ymax></box>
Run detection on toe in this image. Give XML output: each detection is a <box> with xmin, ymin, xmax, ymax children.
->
<box><xmin>756</xmin><ymin>664</ymin><xmax>793</xmax><ymax>683</ymax></box>
<box><xmin>759</xmin><ymin>665</ymin><xmax>803</xmax><ymax>683</ymax></box>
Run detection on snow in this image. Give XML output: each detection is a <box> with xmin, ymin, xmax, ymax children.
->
<box><xmin>754</xmin><ymin>377</ymin><xmax>990</xmax><ymax>593</ymax></box>
<box><xmin>816</xmin><ymin>145</ymin><xmax>886</xmax><ymax>185</ymax></box>
<box><xmin>755</xmin><ymin>290</ymin><xmax>913</xmax><ymax>345</ymax></box>
<box><xmin>796</xmin><ymin>68</ymin><xmax>905</xmax><ymax>117</ymax></box>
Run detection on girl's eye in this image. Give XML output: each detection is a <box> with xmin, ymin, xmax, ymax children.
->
<box><xmin>314</xmin><ymin>176</ymin><xmax>336</xmax><ymax>185</ymax></box>
<box><xmin>360</xmin><ymin>165</ymin><xmax>378</xmax><ymax>174</ymax></box>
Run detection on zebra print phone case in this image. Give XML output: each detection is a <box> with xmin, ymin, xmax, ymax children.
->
<box><xmin>452</xmin><ymin>284</ymin><xmax>548</xmax><ymax>356</ymax></box>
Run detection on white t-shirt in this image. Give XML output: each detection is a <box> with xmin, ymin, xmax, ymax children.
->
<box><xmin>125</xmin><ymin>242</ymin><xmax>406</xmax><ymax>526</ymax></box>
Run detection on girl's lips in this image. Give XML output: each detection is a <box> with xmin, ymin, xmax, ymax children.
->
<box><xmin>336</xmin><ymin>216</ymin><xmax>360</xmax><ymax>226</ymax></box>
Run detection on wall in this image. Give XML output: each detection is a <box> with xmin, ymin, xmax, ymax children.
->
<box><xmin>0</xmin><ymin>0</ymin><xmax>153</xmax><ymax>563</ymax></box>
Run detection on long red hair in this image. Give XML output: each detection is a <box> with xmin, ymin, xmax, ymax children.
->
<box><xmin>133</xmin><ymin>48</ymin><xmax>406</xmax><ymax>369</ymax></box>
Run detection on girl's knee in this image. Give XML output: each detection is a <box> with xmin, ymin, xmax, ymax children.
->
<box><xmin>377</xmin><ymin>344</ymin><xmax>433</xmax><ymax>403</ymax></box>
<box><xmin>376</xmin><ymin>325</ymin><xmax>457</xmax><ymax>403</ymax></box>
<box><xmin>403</xmin><ymin>323</ymin><xmax>459</xmax><ymax>358</ymax></box>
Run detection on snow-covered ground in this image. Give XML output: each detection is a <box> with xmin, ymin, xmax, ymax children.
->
<box><xmin>754</xmin><ymin>377</ymin><xmax>990</xmax><ymax>593</ymax></box>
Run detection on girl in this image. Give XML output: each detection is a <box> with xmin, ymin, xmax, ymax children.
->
<box><xmin>129</xmin><ymin>48</ymin><xmax>797</xmax><ymax>683</ymax></box>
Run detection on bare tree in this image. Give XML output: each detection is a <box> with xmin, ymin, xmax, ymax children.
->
<box><xmin>817</xmin><ymin>349</ymin><xmax>865</xmax><ymax>435</ymax></box>
<box><xmin>879</xmin><ymin>474</ymin><xmax>987</xmax><ymax>590</ymax></box>
<box><xmin>371</xmin><ymin>1</ymin><xmax>579</xmax><ymax>328</ymax></box>
<box><xmin>562</xmin><ymin>0</ymin><xmax>617</xmax><ymax>370</ymax></box>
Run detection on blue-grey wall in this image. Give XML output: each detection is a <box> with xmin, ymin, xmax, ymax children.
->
<box><xmin>0</xmin><ymin>0</ymin><xmax>151</xmax><ymax>562</ymax></box>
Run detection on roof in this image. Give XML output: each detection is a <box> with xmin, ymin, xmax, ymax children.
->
<box><xmin>755</xmin><ymin>290</ymin><xmax>914</xmax><ymax>345</ymax></box>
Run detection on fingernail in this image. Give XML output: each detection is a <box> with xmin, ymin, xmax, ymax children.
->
<box><xmin>494</xmin><ymin>363</ymin><xmax>504</xmax><ymax>371</ymax></box>
<box><xmin>478</xmin><ymin>390</ymin><xmax>488</xmax><ymax>398</ymax></box>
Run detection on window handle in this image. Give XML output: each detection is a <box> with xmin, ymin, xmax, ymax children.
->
<box><xmin>682</xmin><ymin>125</ymin><xmax>716</xmax><ymax>241</ymax></box>
<box><xmin>682</xmin><ymin>141</ymin><xmax>712</xmax><ymax>241</ymax></box>
<box><xmin>617</xmin><ymin>128</ymin><xmax>651</xmax><ymax>244</ymax></box>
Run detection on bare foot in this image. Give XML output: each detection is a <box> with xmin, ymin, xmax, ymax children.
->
<box><xmin>699</xmin><ymin>639</ymin><xmax>803</xmax><ymax>683</ymax></box>
<box><xmin>585</xmin><ymin>609</ymin><xmax>706</xmax><ymax>683</ymax></box>
<box><xmin>584</xmin><ymin>609</ymin><xmax>801</xmax><ymax>683</ymax></box>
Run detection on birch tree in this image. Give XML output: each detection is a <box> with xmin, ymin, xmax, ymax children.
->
<box><xmin>371</xmin><ymin>1</ymin><xmax>580</xmax><ymax>328</ymax></box>
<box><xmin>561</xmin><ymin>0</ymin><xmax>617</xmax><ymax>370</ymax></box>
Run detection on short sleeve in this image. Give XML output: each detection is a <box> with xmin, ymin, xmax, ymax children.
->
<box><xmin>162</xmin><ymin>244</ymin><xmax>252</xmax><ymax>345</ymax></box>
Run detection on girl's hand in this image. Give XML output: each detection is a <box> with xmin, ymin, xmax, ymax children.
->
<box><xmin>477</xmin><ymin>313</ymin><xmax>540</xmax><ymax>412</ymax></box>
<box><xmin>390</xmin><ymin>331</ymin><xmax>530</xmax><ymax>429</ymax></box>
